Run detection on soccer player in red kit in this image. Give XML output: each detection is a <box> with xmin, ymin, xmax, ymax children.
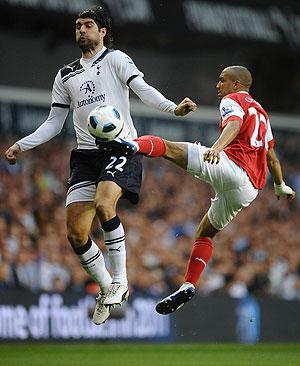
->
<box><xmin>116</xmin><ymin>66</ymin><xmax>296</xmax><ymax>314</ymax></box>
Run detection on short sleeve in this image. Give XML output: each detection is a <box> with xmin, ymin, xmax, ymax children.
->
<box><xmin>266</xmin><ymin>118</ymin><xmax>275</xmax><ymax>149</ymax></box>
<box><xmin>51</xmin><ymin>71</ymin><xmax>71</xmax><ymax>107</ymax></box>
<box><xmin>219</xmin><ymin>97</ymin><xmax>245</xmax><ymax>128</ymax></box>
<box><xmin>111</xmin><ymin>50</ymin><xmax>144</xmax><ymax>86</ymax></box>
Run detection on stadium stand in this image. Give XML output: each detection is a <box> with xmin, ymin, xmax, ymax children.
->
<box><xmin>0</xmin><ymin>131</ymin><xmax>299</xmax><ymax>300</ymax></box>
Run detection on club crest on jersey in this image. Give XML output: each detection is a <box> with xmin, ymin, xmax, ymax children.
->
<box><xmin>221</xmin><ymin>105</ymin><xmax>233</xmax><ymax>117</ymax></box>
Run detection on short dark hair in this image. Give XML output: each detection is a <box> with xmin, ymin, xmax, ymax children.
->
<box><xmin>77</xmin><ymin>4</ymin><xmax>114</xmax><ymax>48</ymax></box>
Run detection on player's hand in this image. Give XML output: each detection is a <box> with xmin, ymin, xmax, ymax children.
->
<box><xmin>174</xmin><ymin>98</ymin><xmax>197</xmax><ymax>116</ymax></box>
<box><xmin>5</xmin><ymin>143</ymin><xmax>21</xmax><ymax>165</ymax></box>
<box><xmin>203</xmin><ymin>148</ymin><xmax>221</xmax><ymax>164</ymax></box>
<box><xmin>274</xmin><ymin>182</ymin><xmax>296</xmax><ymax>201</ymax></box>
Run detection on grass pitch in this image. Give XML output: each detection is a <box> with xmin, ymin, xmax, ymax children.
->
<box><xmin>0</xmin><ymin>343</ymin><xmax>299</xmax><ymax>366</ymax></box>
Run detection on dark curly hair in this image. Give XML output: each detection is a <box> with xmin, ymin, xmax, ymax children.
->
<box><xmin>77</xmin><ymin>4</ymin><xmax>114</xmax><ymax>48</ymax></box>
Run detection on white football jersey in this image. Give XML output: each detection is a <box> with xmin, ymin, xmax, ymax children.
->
<box><xmin>52</xmin><ymin>47</ymin><xmax>144</xmax><ymax>149</ymax></box>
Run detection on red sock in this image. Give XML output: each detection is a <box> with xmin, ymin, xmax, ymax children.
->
<box><xmin>134</xmin><ymin>135</ymin><xmax>166</xmax><ymax>157</ymax></box>
<box><xmin>184</xmin><ymin>237</ymin><xmax>213</xmax><ymax>286</ymax></box>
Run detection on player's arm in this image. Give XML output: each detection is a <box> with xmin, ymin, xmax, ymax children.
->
<box><xmin>5</xmin><ymin>106</ymin><xmax>69</xmax><ymax>164</ymax></box>
<box><xmin>203</xmin><ymin>120</ymin><xmax>241</xmax><ymax>164</ymax></box>
<box><xmin>5</xmin><ymin>70</ymin><xmax>70</xmax><ymax>165</ymax></box>
<box><xmin>113</xmin><ymin>50</ymin><xmax>196</xmax><ymax>115</ymax></box>
<box><xmin>266</xmin><ymin>148</ymin><xmax>296</xmax><ymax>200</ymax></box>
<box><xmin>129</xmin><ymin>76</ymin><xmax>196</xmax><ymax>116</ymax></box>
<box><xmin>204</xmin><ymin>96</ymin><xmax>244</xmax><ymax>164</ymax></box>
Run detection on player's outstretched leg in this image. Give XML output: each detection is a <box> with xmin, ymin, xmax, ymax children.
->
<box><xmin>156</xmin><ymin>282</ymin><xmax>195</xmax><ymax>314</ymax></box>
<box><xmin>156</xmin><ymin>237</ymin><xmax>213</xmax><ymax>314</ymax></box>
<box><xmin>133</xmin><ymin>135</ymin><xmax>166</xmax><ymax>157</ymax></box>
<box><xmin>96</xmin><ymin>138</ymin><xmax>138</xmax><ymax>157</ymax></box>
<box><xmin>114</xmin><ymin>135</ymin><xmax>166</xmax><ymax>157</ymax></box>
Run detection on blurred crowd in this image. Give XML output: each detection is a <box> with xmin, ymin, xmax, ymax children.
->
<box><xmin>0</xmin><ymin>132</ymin><xmax>300</xmax><ymax>301</ymax></box>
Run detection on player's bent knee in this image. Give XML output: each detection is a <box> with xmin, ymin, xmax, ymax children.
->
<box><xmin>94</xmin><ymin>200</ymin><xmax>116</xmax><ymax>222</ymax></box>
<box><xmin>196</xmin><ymin>213</ymin><xmax>219</xmax><ymax>239</ymax></box>
<box><xmin>67</xmin><ymin>230</ymin><xmax>88</xmax><ymax>248</ymax></box>
<box><xmin>94</xmin><ymin>199</ymin><xmax>112</xmax><ymax>214</ymax></box>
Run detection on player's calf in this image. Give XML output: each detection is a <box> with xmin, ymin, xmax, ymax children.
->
<box><xmin>113</xmin><ymin>135</ymin><xmax>166</xmax><ymax>157</ymax></box>
<box><xmin>134</xmin><ymin>135</ymin><xmax>166</xmax><ymax>157</ymax></box>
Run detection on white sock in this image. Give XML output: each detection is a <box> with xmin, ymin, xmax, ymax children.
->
<box><xmin>103</xmin><ymin>222</ymin><xmax>127</xmax><ymax>286</ymax></box>
<box><xmin>78</xmin><ymin>240</ymin><xmax>111</xmax><ymax>293</ymax></box>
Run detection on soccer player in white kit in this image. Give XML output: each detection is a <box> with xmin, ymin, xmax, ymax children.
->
<box><xmin>116</xmin><ymin>65</ymin><xmax>296</xmax><ymax>314</ymax></box>
<box><xmin>4</xmin><ymin>5</ymin><xmax>196</xmax><ymax>324</ymax></box>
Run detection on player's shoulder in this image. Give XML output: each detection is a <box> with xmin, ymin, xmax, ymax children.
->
<box><xmin>108</xmin><ymin>49</ymin><xmax>135</xmax><ymax>63</ymax></box>
<box><xmin>223</xmin><ymin>92</ymin><xmax>268</xmax><ymax>118</ymax></box>
<box><xmin>220</xmin><ymin>93</ymin><xmax>241</xmax><ymax>108</ymax></box>
<box><xmin>60</xmin><ymin>59</ymin><xmax>83</xmax><ymax>79</ymax></box>
<box><xmin>223</xmin><ymin>92</ymin><xmax>256</xmax><ymax>108</ymax></box>
<box><xmin>109</xmin><ymin>48</ymin><xmax>128</xmax><ymax>57</ymax></box>
<box><xmin>223</xmin><ymin>92</ymin><xmax>247</xmax><ymax>102</ymax></box>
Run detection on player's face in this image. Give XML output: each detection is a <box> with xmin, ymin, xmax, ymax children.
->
<box><xmin>216</xmin><ymin>71</ymin><xmax>238</xmax><ymax>99</ymax></box>
<box><xmin>75</xmin><ymin>18</ymin><xmax>106</xmax><ymax>52</ymax></box>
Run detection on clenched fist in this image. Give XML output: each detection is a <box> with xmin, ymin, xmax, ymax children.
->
<box><xmin>5</xmin><ymin>143</ymin><xmax>21</xmax><ymax>165</ymax></box>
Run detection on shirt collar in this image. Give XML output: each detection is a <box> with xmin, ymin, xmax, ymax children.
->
<box><xmin>81</xmin><ymin>46</ymin><xmax>107</xmax><ymax>64</ymax></box>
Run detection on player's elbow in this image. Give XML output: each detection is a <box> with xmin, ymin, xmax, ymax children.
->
<box><xmin>267</xmin><ymin>155</ymin><xmax>278</xmax><ymax>164</ymax></box>
<box><xmin>266</xmin><ymin>149</ymin><xmax>278</xmax><ymax>164</ymax></box>
<box><xmin>267</xmin><ymin>154</ymin><xmax>280</xmax><ymax>171</ymax></box>
<box><xmin>228</xmin><ymin>119</ymin><xmax>241</xmax><ymax>131</ymax></box>
<box><xmin>229</xmin><ymin>120</ymin><xmax>241</xmax><ymax>137</ymax></box>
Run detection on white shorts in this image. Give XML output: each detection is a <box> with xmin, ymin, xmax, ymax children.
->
<box><xmin>66</xmin><ymin>181</ymin><xmax>96</xmax><ymax>206</ymax></box>
<box><xmin>187</xmin><ymin>143</ymin><xmax>258</xmax><ymax>230</ymax></box>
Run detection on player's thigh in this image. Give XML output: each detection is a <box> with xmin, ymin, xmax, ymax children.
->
<box><xmin>187</xmin><ymin>142</ymin><xmax>225</xmax><ymax>185</ymax></box>
<box><xmin>164</xmin><ymin>141</ymin><xmax>189</xmax><ymax>169</ymax></box>
<box><xmin>66</xmin><ymin>201</ymin><xmax>96</xmax><ymax>239</ymax></box>
<box><xmin>208</xmin><ymin>183</ymin><xmax>258</xmax><ymax>230</ymax></box>
<box><xmin>100</xmin><ymin>154</ymin><xmax>143</xmax><ymax>206</ymax></box>
<box><xmin>186</xmin><ymin>142</ymin><xmax>209</xmax><ymax>180</ymax></box>
<box><xmin>95</xmin><ymin>180</ymin><xmax>123</xmax><ymax>210</ymax></box>
<box><xmin>94</xmin><ymin>181</ymin><xmax>123</xmax><ymax>222</ymax></box>
<box><xmin>187</xmin><ymin>144</ymin><xmax>247</xmax><ymax>191</ymax></box>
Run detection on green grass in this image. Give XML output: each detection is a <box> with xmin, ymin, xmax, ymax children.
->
<box><xmin>0</xmin><ymin>343</ymin><xmax>299</xmax><ymax>366</ymax></box>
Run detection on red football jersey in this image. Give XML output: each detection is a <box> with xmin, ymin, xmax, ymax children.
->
<box><xmin>219</xmin><ymin>91</ymin><xmax>274</xmax><ymax>189</ymax></box>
